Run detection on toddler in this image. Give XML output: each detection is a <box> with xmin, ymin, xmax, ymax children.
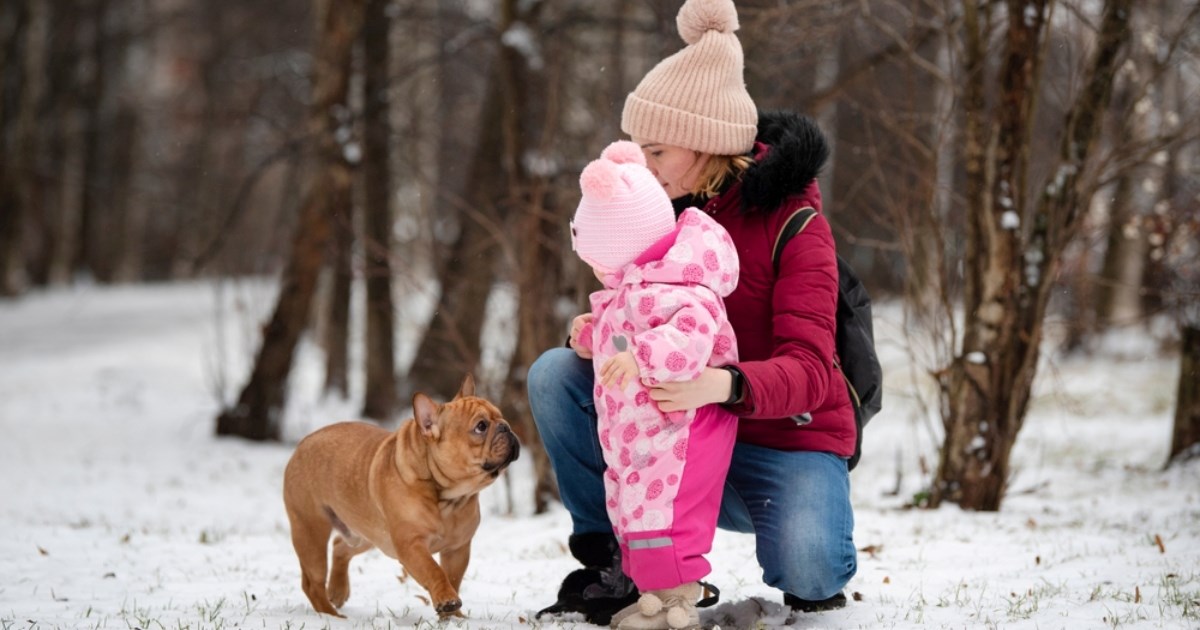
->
<box><xmin>569</xmin><ymin>140</ymin><xmax>740</xmax><ymax>630</ymax></box>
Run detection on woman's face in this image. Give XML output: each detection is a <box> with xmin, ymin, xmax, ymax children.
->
<box><xmin>633</xmin><ymin>138</ymin><xmax>710</xmax><ymax>200</ymax></box>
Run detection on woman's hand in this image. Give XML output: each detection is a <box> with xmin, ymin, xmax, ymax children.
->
<box><xmin>648</xmin><ymin>367</ymin><xmax>733</xmax><ymax>412</ymax></box>
<box><xmin>568</xmin><ymin>313</ymin><xmax>594</xmax><ymax>359</ymax></box>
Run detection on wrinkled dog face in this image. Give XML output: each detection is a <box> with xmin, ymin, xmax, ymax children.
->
<box><xmin>431</xmin><ymin>396</ymin><xmax>520</xmax><ymax>497</ymax></box>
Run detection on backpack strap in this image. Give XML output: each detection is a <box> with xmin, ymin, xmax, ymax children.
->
<box><xmin>771</xmin><ymin>206</ymin><xmax>865</xmax><ymax>418</ymax></box>
<box><xmin>772</xmin><ymin>207</ymin><xmax>818</xmax><ymax>275</ymax></box>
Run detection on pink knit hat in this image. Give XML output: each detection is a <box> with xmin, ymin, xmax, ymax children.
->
<box><xmin>571</xmin><ymin>141</ymin><xmax>676</xmax><ymax>273</ymax></box>
<box><xmin>621</xmin><ymin>0</ymin><xmax>757</xmax><ymax>155</ymax></box>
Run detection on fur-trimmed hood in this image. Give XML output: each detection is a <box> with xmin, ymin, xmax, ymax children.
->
<box><xmin>740</xmin><ymin>110</ymin><xmax>830</xmax><ymax>212</ymax></box>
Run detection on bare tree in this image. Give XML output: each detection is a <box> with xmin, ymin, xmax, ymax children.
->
<box><xmin>1161</xmin><ymin>8</ymin><xmax>1200</xmax><ymax>463</ymax></box>
<box><xmin>1171</xmin><ymin>325</ymin><xmax>1200</xmax><ymax>463</ymax></box>
<box><xmin>406</xmin><ymin>5</ymin><xmax>512</xmax><ymax>400</ymax></box>
<box><xmin>323</xmin><ymin>208</ymin><xmax>354</xmax><ymax>398</ymax></box>
<box><xmin>216</xmin><ymin>0</ymin><xmax>365</xmax><ymax>441</ymax></box>
<box><xmin>493</xmin><ymin>0</ymin><xmax>563</xmax><ymax>515</ymax></box>
<box><xmin>930</xmin><ymin>0</ymin><xmax>1133</xmax><ymax>510</ymax></box>
<box><xmin>359</xmin><ymin>0</ymin><xmax>398</xmax><ymax>422</ymax></box>
<box><xmin>0</xmin><ymin>0</ymin><xmax>44</xmax><ymax>297</ymax></box>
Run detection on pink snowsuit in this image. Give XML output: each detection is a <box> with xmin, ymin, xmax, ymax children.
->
<box><xmin>578</xmin><ymin>208</ymin><xmax>740</xmax><ymax>591</ymax></box>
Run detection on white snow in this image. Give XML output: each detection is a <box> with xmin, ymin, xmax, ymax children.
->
<box><xmin>2</xmin><ymin>281</ymin><xmax>1197</xmax><ymax>629</ymax></box>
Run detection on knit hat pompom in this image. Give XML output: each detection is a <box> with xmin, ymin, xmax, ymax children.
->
<box><xmin>600</xmin><ymin>140</ymin><xmax>646</xmax><ymax>166</ymax></box>
<box><xmin>579</xmin><ymin>158</ymin><xmax>623</xmax><ymax>203</ymax></box>
<box><xmin>676</xmin><ymin>0</ymin><xmax>739</xmax><ymax>45</ymax></box>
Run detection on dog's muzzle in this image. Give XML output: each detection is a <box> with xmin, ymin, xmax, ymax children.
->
<box><xmin>482</xmin><ymin>423</ymin><xmax>520</xmax><ymax>475</ymax></box>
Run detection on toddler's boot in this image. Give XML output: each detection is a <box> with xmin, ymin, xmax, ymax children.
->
<box><xmin>616</xmin><ymin>581</ymin><xmax>701</xmax><ymax>630</ymax></box>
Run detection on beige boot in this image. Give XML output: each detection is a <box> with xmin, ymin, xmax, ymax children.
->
<box><xmin>616</xmin><ymin>582</ymin><xmax>701</xmax><ymax>630</ymax></box>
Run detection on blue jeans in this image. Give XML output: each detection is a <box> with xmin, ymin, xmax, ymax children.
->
<box><xmin>528</xmin><ymin>347</ymin><xmax>857</xmax><ymax>601</ymax></box>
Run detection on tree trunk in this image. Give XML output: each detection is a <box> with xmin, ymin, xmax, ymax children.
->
<box><xmin>489</xmin><ymin>0</ymin><xmax>559</xmax><ymax>514</ymax></box>
<box><xmin>109</xmin><ymin>106</ymin><xmax>145</xmax><ymax>283</ymax></box>
<box><xmin>323</xmin><ymin>208</ymin><xmax>353</xmax><ymax>398</ymax></box>
<box><xmin>0</xmin><ymin>0</ymin><xmax>43</xmax><ymax>296</ymax></box>
<box><xmin>76</xmin><ymin>0</ymin><xmax>109</xmax><ymax>282</ymax></box>
<box><xmin>1094</xmin><ymin>175</ymin><xmax>1149</xmax><ymax>329</ymax></box>
<box><xmin>1168</xmin><ymin>324</ymin><xmax>1200</xmax><ymax>464</ymax></box>
<box><xmin>50</xmin><ymin>107</ymin><xmax>84</xmax><ymax>286</ymax></box>
<box><xmin>359</xmin><ymin>0</ymin><xmax>398</xmax><ymax>422</ymax></box>
<box><xmin>406</xmin><ymin>8</ymin><xmax>511</xmax><ymax>400</ymax></box>
<box><xmin>216</xmin><ymin>0</ymin><xmax>365</xmax><ymax>441</ymax></box>
<box><xmin>1094</xmin><ymin>13</ymin><xmax>1160</xmax><ymax>334</ymax></box>
<box><xmin>42</xmin><ymin>3</ymin><xmax>83</xmax><ymax>287</ymax></box>
<box><xmin>171</xmin><ymin>1</ymin><xmax>221</xmax><ymax>279</ymax></box>
<box><xmin>932</xmin><ymin>0</ymin><xmax>1132</xmax><ymax>510</ymax></box>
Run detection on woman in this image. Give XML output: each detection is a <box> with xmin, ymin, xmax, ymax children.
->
<box><xmin>530</xmin><ymin>0</ymin><xmax>857</xmax><ymax>626</ymax></box>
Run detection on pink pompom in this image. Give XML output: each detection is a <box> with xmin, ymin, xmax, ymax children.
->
<box><xmin>579</xmin><ymin>158</ymin><xmax>621</xmax><ymax>202</ymax></box>
<box><xmin>600</xmin><ymin>140</ymin><xmax>646</xmax><ymax>166</ymax></box>
<box><xmin>676</xmin><ymin>0</ymin><xmax>739</xmax><ymax>45</ymax></box>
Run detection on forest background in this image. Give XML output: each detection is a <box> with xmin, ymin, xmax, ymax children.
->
<box><xmin>2</xmin><ymin>0</ymin><xmax>1199</xmax><ymax>590</ymax></box>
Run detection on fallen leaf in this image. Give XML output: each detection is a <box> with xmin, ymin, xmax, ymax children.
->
<box><xmin>1026</xmin><ymin>517</ymin><xmax>1038</xmax><ymax>529</ymax></box>
<box><xmin>883</xmin><ymin>576</ymin><xmax>891</xmax><ymax>584</ymax></box>
<box><xmin>1154</xmin><ymin>534</ymin><xmax>1165</xmax><ymax>554</ymax></box>
<box><xmin>852</xmin><ymin>591</ymin><xmax>863</xmax><ymax>602</ymax></box>
<box><xmin>1135</xmin><ymin>586</ymin><xmax>1142</xmax><ymax>603</ymax></box>
<box><xmin>859</xmin><ymin>544</ymin><xmax>883</xmax><ymax>558</ymax></box>
<box><xmin>414</xmin><ymin>594</ymin><xmax>430</xmax><ymax>605</ymax></box>
<box><xmin>1036</xmin><ymin>555</ymin><xmax>1041</xmax><ymax>565</ymax></box>
<box><xmin>37</xmin><ymin>546</ymin><xmax>48</xmax><ymax>556</ymax></box>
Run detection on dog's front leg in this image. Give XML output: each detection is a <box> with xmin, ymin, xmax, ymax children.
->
<box><xmin>392</xmin><ymin>535</ymin><xmax>463</xmax><ymax>617</ymax></box>
<box><xmin>439</xmin><ymin>542</ymin><xmax>471</xmax><ymax>593</ymax></box>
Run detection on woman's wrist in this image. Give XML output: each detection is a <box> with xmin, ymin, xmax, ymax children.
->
<box><xmin>720</xmin><ymin>365</ymin><xmax>744</xmax><ymax>405</ymax></box>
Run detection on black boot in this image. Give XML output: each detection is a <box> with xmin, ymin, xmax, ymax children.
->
<box><xmin>784</xmin><ymin>590</ymin><xmax>848</xmax><ymax>613</ymax></box>
<box><xmin>536</xmin><ymin>533</ymin><xmax>639</xmax><ymax>626</ymax></box>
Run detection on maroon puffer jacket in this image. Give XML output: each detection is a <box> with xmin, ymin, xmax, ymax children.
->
<box><xmin>687</xmin><ymin>112</ymin><xmax>855</xmax><ymax>457</ymax></box>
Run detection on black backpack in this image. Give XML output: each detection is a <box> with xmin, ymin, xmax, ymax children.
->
<box><xmin>772</xmin><ymin>207</ymin><xmax>883</xmax><ymax>471</ymax></box>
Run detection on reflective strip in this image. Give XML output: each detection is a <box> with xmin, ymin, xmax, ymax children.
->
<box><xmin>627</xmin><ymin>537</ymin><xmax>674</xmax><ymax>550</ymax></box>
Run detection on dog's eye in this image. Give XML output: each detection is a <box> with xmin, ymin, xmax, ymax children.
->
<box><xmin>473</xmin><ymin>420</ymin><xmax>488</xmax><ymax>434</ymax></box>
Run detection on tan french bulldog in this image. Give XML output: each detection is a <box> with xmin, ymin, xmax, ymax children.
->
<box><xmin>282</xmin><ymin>375</ymin><xmax>520</xmax><ymax>618</ymax></box>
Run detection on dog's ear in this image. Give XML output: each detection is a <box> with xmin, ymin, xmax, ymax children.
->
<box><xmin>413</xmin><ymin>393</ymin><xmax>440</xmax><ymax>439</ymax></box>
<box><xmin>455</xmin><ymin>374</ymin><xmax>476</xmax><ymax>399</ymax></box>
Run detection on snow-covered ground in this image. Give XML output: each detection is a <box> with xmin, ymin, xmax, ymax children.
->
<box><xmin>1</xmin><ymin>280</ymin><xmax>1197</xmax><ymax>629</ymax></box>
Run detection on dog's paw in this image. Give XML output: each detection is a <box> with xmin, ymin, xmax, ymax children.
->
<box><xmin>435</xmin><ymin>598</ymin><xmax>463</xmax><ymax>617</ymax></box>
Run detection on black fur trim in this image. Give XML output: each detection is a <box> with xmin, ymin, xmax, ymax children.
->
<box><xmin>741</xmin><ymin>110</ymin><xmax>830</xmax><ymax>213</ymax></box>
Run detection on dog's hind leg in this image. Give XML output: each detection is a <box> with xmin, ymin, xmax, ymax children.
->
<box><xmin>288</xmin><ymin>510</ymin><xmax>341</xmax><ymax>617</ymax></box>
<box><xmin>328</xmin><ymin>533</ymin><xmax>373</xmax><ymax>608</ymax></box>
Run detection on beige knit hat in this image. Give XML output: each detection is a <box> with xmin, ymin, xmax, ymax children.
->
<box><xmin>621</xmin><ymin>0</ymin><xmax>757</xmax><ymax>156</ymax></box>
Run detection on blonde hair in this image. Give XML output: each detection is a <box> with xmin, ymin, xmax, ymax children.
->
<box><xmin>690</xmin><ymin>153</ymin><xmax>754</xmax><ymax>199</ymax></box>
